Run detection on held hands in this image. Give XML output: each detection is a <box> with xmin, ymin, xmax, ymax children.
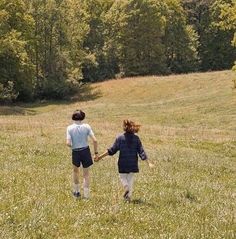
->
<box><xmin>94</xmin><ymin>153</ymin><xmax>103</xmax><ymax>162</ymax></box>
<box><xmin>94</xmin><ymin>154</ymin><xmax>99</xmax><ymax>162</ymax></box>
<box><xmin>94</xmin><ymin>151</ymin><xmax>108</xmax><ymax>162</ymax></box>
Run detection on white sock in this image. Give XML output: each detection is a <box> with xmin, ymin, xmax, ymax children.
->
<box><xmin>73</xmin><ymin>183</ymin><xmax>80</xmax><ymax>193</ymax></box>
<box><xmin>84</xmin><ymin>187</ymin><xmax>90</xmax><ymax>198</ymax></box>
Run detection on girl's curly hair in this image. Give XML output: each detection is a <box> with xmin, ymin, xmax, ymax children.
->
<box><xmin>123</xmin><ymin>119</ymin><xmax>140</xmax><ymax>133</ymax></box>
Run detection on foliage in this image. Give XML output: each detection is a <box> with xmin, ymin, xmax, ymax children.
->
<box><xmin>104</xmin><ymin>0</ymin><xmax>167</xmax><ymax>77</ymax></box>
<box><xmin>182</xmin><ymin>0</ymin><xmax>236</xmax><ymax>71</ymax></box>
<box><xmin>0</xmin><ymin>81</ymin><xmax>18</xmax><ymax>103</ymax></box>
<box><xmin>0</xmin><ymin>0</ymin><xmax>35</xmax><ymax>101</ymax></box>
<box><xmin>0</xmin><ymin>0</ymin><xmax>235</xmax><ymax>102</ymax></box>
<box><xmin>28</xmin><ymin>0</ymin><xmax>89</xmax><ymax>99</ymax></box>
<box><xmin>164</xmin><ymin>0</ymin><xmax>200</xmax><ymax>73</ymax></box>
<box><xmin>213</xmin><ymin>0</ymin><xmax>236</xmax><ymax>75</ymax></box>
<box><xmin>81</xmin><ymin>0</ymin><xmax>116</xmax><ymax>82</ymax></box>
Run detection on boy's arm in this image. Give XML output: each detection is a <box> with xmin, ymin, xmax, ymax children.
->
<box><xmin>87</xmin><ymin>125</ymin><xmax>98</xmax><ymax>160</ymax></box>
<box><xmin>66</xmin><ymin>139</ymin><xmax>72</xmax><ymax>147</ymax></box>
<box><xmin>90</xmin><ymin>134</ymin><xmax>98</xmax><ymax>161</ymax></box>
<box><xmin>66</xmin><ymin>128</ymin><xmax>72</xmax><ymax>147</ymax></box>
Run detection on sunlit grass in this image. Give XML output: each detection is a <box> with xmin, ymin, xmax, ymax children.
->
<box><xmin>0</xmin><ymin>70</ymin><xmax>235</xmax><ymax>238</ymax></box>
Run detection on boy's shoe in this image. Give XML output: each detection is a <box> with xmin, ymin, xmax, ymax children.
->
<box><xmin>123</xmin><ymin>190</ymin><xmax>129</xmax><ymax>198</ymax></box>
<box><xmin>72</xmin><ymin>191</ymin><xmax>81</xmax><ymax>198</ymax></box>
<box><xmin>123</xmin><ymin>191</ymin><xmax>131</xmax><ymax>202</ymax></box>
<box><xmin>123</xmin><ymin>190</ymin><xmax>130</xmax><ymax>202</ymax></box>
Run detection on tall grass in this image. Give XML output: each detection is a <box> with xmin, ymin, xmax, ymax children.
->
<box><xmin>0</xmin><ymin>71</ymin><xmax>235</xmax><ymax>238</ymax></box>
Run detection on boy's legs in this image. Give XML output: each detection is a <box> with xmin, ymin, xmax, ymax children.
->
<box><xmin>83</xmin><ymin>167</ymin><xmax>90</xmax><ymax>198</ymax></box>
<box><xmin>72</xmin><ymin>165</ymin><xmax>80</xmax><ymax>194</ymax></box>
<box><xmin>80</xmin><ymin>147</ymin><xmax>93</xmax><ymax>199</ymax></box>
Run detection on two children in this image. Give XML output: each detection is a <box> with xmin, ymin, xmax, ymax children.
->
<box><xmin>67</xmin><ymin>110</ymin><xmax>153</xmax><ymax>201</ymax></box>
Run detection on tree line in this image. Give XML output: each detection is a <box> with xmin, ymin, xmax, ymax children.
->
<box><xmin>0</xmin><ymin>0</ymin><xmax>235</xmax><ymax>102</ymax></box>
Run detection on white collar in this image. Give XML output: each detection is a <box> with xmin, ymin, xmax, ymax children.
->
<box><xmin>74</xmin><ymin>121</ymin><xmax>83</xmax><ymax>125</ymax></box>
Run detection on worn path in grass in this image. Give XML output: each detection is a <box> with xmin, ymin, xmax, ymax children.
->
<box><xmin>0</xmin><ymin>70</ymin><xmax>236</xmax><ymax>238</ymax></box>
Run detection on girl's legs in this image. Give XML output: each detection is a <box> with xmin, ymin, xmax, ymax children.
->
<box><xmin>119</xmin><ymin>173</ymin><xmax>134</xmax><ymax>200</ymax></box>
<box><xmin>119</xmin><ymin>173</ymin><xmax>129</xmax><ymax>191</ymax></box>
<box><xmin>73</xmin><ymin>165</ymin><xmax>80</xmax><ymax>195</ymax></box>
<box><xmin>127</xmin><ymin>173</ymin><xmax>134</xmax><ymax>198</ymax></box>
<box><xmin>83</xmin><ymin>167</ymin><xmax>90</xmax><ymax>198</ymax></box>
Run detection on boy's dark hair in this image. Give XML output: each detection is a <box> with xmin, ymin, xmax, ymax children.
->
<box><xmin>72</xmin><ymin>110</ymin><xmax>85</xmax><ymax>121</ymax></box>
<box><xmin>123</xmin><ymin>120</ymin><xmax>140</xmax><ymax>133</ymax></box>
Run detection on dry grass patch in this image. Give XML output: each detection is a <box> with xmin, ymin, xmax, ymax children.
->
<box><xmin>0</xmin><ymin>70</ymin><xmax>235</xmax><ymax>238</ymax></box>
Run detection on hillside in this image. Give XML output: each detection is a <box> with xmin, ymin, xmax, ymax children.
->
<box><xmin>0</xmin><ymin>70</ymin><xmax>235</xmax><ymax>238</ymax></box>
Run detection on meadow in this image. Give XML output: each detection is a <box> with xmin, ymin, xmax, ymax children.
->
<box><xmin>0</xmin><ymin>70</ymin><xmax>235</xmax><ymax>238</ymax></box>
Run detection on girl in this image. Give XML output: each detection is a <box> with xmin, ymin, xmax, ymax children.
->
<box><xmin>66</xmin><ymin>110</ymin><xmax>98</xmax><ymax>198</ymax></box>
<box><xmin>95</xmin><ymin>120</ymin><xmax>154</xmax><ymax>201</ymax></box>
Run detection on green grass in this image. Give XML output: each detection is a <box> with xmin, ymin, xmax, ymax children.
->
<box><xmin>0</xmin><ymin>70</ymin><xmax>236</xmax><ymax>238</ymax></box>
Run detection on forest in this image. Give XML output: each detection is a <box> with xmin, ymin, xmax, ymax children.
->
<box><xmin>0</xmin><ymin>0</ymin><xmax>235</xmax><ymax>102</ymax></box>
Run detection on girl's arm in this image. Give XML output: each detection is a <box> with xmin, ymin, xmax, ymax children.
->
<box><xmin>137</xmin><ymin>137</ymin><xmax>155</xmax><ymax>168</ymax></box>
<box><xmin>95</xmin><ymin>137</ymin><xmax>120</xmax><ymax>162</ymax></box>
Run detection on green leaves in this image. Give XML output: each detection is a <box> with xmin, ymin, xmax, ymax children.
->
<box><xmin>0</xmin><ymin>0</ymin><xmax>235</xmax><ymax>102</ymax></box>
<box><xmin>0</xmin><ymin>0</ymin><xmax>35</xmax><ymax>102</ymax></box>
<box><xmin>104</xmin><ymin>0</ymin><xmax>167</xmax><ymax>76</ymax></box>
<box><xmin>164</xmin><ymin>0</ymin><xmax>200</xmax><ymax>73</ymax></box>
<box><xmin>0</xmin><ymin>81</ymin><xmax>18</xmax><ymax>102</ymax></box>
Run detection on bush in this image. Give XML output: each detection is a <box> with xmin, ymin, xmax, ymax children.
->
<box><xmin>0</xmin><ymin>81</ymin><xmax>18</xmax><ymax>103</ymax></box>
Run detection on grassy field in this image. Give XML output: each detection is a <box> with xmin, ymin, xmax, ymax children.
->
<box><xmin>0</xmin><ymin>70</ymin><xmax>236</xmax><ymax>238</ymax></box>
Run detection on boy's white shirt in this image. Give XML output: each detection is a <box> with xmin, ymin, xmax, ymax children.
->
<box><xmin>66</xmin><ymin>121</ymin><xmax>94</xmax><ymax>149</ymax></box>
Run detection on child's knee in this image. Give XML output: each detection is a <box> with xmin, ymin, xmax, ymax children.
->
<box><xmin>73</xmin><ymin>167</ymin><xmax>79</xmax><ymax>173</ymax></box>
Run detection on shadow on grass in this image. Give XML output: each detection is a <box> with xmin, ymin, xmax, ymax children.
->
<box><xmin>71</xmin><ymin>84</ymin><xmax>102</xmax><ymax>102</ymax></box>
<box><xmin>131</xmin><ymin>198</ymin><xmax>155</xmax><ymax>207</ymax></box>
<box><xmin>0</xmin><ymin>106</ymin><xmax>36</xmax><ymax>116</ymax></box>
<box><xmin>0</xmin><ymin>84</ymin><xmax>102</xmax><ymax>116</ymax></box>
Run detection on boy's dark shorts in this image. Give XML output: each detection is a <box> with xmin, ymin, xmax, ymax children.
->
<box><xmin>72</xmin><ymin>147</ymin><xmax>93</xmax><ymax>168</ymax></box>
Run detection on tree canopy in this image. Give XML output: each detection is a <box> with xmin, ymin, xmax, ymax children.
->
<box><xmin>0</xmin><ymin>0</ymin><xmax>235</xmax><ymax>102</ymax></box>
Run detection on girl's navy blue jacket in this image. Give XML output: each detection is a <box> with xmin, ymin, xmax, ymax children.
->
<box><xmin>107</xmin><ymin>132</ymin><xmax>147</xmax><ymax>173</ymax></box>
